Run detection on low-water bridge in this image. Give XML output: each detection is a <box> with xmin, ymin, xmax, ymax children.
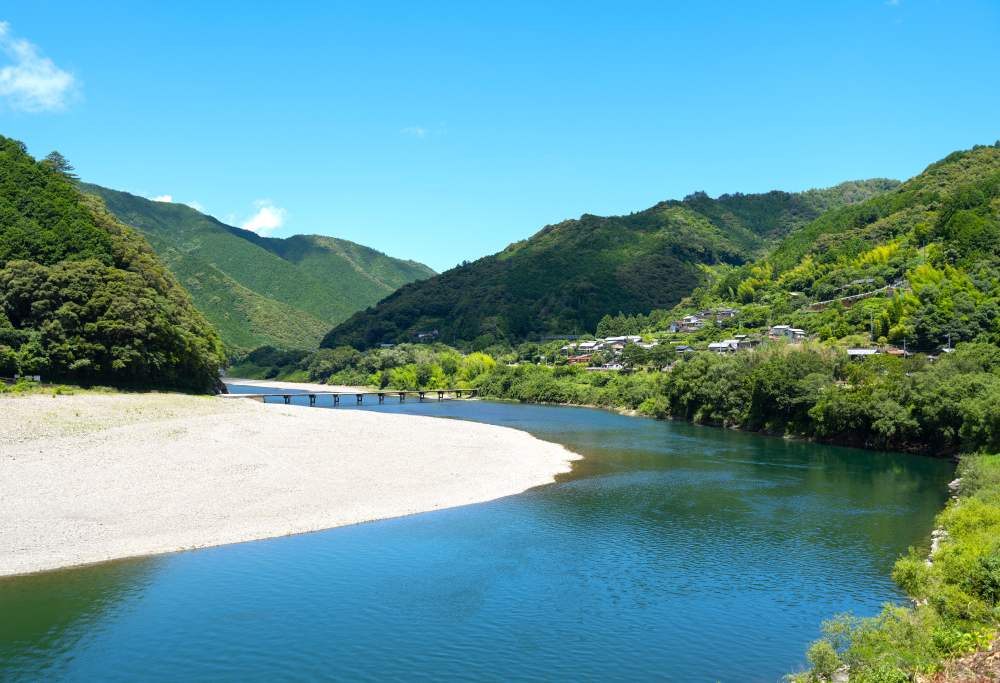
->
<box><xmin>224</xmin><ymin>389</ymin><xmax>479</xmax><ymax>407</ymax></box>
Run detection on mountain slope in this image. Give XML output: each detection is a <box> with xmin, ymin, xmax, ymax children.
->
<box><xmin>0</xmin><ymin>136</ymin><xmax>225</xmax><ymax>391</ymax></box>
<box><xmin>321</xmin><ymin>180</ymin><xmax>898</xmax><ymax>349</ymax></box>
<box><xmin>78</xmin><ymin>183</ymin><xmax>436</xmax><ymax>351</ymax></box>
<box><xmin>706</xmin><ymin>142</ymin><xmax>1000</xmax><ymax>350</ymax></box>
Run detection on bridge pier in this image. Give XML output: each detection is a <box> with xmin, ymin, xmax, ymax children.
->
<box><xmin>333</xmin><ymin>394</ymin><xmax>340</xmax><ymax>405</ymax></box>
<box><xmin>283</xmin><ymin>395</ymin><xmax>291</xmax><ymax>405</ymax></box>
<box><xmin>309</xmin><ymin>394</ymin><xmax>316</xmax><ymax>407</ymax></box>
<box><xmin>418</xmin><ymin>391</ymin><xmax>426</xmax><ymax>401</ymax></box>
<box><xmin>356</xmin><ymin>394</ymin><xmax>364</xmax><ymax>404</ymax></box>
<box><xmin>378</xmin><ymin>393</ymin><xmax>385</xmax><ymax>403</ymax></box>
<box><xmin>437</xmin><ymin>391</ymin><xmax>444</xmax><ymax>400</ymax></box>
<box><xmin>399</xmin><ymin>392</ymin><xmax>405</xmax><ymax>402</ymax></box>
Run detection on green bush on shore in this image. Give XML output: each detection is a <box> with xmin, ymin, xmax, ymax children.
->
<box><xmin>787</xmin><ymin>453</ymin><xmax>1000</xmax><ymax>682</ymax></box>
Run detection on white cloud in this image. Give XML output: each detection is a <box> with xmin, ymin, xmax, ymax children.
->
<box><xmin>240</xmin><ymin>199</ymin><xmax>287</xmax><ymax>235</ymax></box>
<box><xmin>0</xmin><ymin>22</ymin><xmax>78</xmax><ymax>113</ymax></box>
<box><xmin>186</xmin><ymin>200</ymin><xmax>206</xmax><ymax>212</ymax></box>
<box><xmin>151</xmin><ymin>195</ymin><xmax>172</xmax><ymax>202</ymax></box>
<box><xmin>401</xmin><ymin>123</ymin><xmax>448</xmax><ymax>138</ymax></box>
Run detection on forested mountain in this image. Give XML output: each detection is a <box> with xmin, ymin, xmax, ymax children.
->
<box><xmin>711</xmin><ymin>142</ymin><xmax>1000</xmax><ymax>350</ymax></box>
<box><xmin>0</xmin><ymin>136</ymin><xmax>225</xmax><ymax>392</ymax></box>
<box><xmin>321</xmin><ymin>180</ymin><xmax>897</xmax><ymax>349</ymax></box>
<box><xmin>79</xmin><ymin>183</ymin><xmax>436</xmax><ymax>353</ymax></box>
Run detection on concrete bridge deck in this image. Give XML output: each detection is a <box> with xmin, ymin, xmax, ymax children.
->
<box><xmin>222</xmin><ymin>389</ymin><xmax>479</xmax><ymax>406</ymax></box>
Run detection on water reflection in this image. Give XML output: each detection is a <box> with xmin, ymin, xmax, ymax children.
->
<box><xmin>0</xmin><ymin>395</ymin><xmax>954</xmax><ymax>683</ymax></box>
<box><xmin>0</xmin><ymin>558</ymin><xmax>166</xmax><ymax>680</ymax></box>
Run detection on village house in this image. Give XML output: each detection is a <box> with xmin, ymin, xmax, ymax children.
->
<box><xmin>715</xmin><ymin>308</ymin><xmax>741</xmax><ymax>320</ymax></box>
<box><xmin>567</xmin><ymin>355</ymin><xmax>593</xmax><ymax>365</ymax></box>
<box><xmin>770</xmin><ymin>325</ymin><xmax>806</xmax><ymax>342</ymax></box>
<box><xmin>707</xmin><ymin>339</ymin><xmax>740</xmax><ymax>354</ymax></box>
<box><xmin>846</xmin><ymin>348</ymin><xmax>878</xmax><ymax>362</ymax></box>
<box><xmin>734</xmin><ymin>334</ymin><xmax>762</xmax><ymax>351</ymax></box>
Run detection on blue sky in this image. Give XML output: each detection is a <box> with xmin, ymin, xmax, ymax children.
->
<box><xmin>1</xmin><ymin>1</ymin><xmax>998</xmax><ymax>273</ymax></box>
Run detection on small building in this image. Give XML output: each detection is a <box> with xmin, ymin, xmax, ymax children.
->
<box><xmin>771</xmin><ymin>325</ymin><xmax>806</xmax><ymax>342</ymax></box>
<box><xmin>716</xmin><ymin>308</ymin><xmax>741</xmax><ymax>320</ymax></box>
<box><xmin>602</xmin><ymin>361</ymin><xmax>624</xmax><ymax>371</ymax></box>
<box><xmin>675</xmin><ymin>345</ymin><xmax>697</xmax><ymax>354</ymax></box>
<box><xmin>604</xmin><ymin>335</ymin><xmax>642</xmax><ymax>344</ymax></box>
<box><xmin>846</xmin><ymin>348</ymin><xmax>878</xmax><ymax>362</ymax></box>
<box><xmin>734</xmin><ymin>334</ymin><xmax>762</xmax><ymax>351</ymax></box>
<box><xmin>707</xmin><ymin>339</ymin><xmax>740</xmax><ymax>354</ymax></box>
<box><xmin>568</xmin><ymin>355</ymin><xmax>593</xmax><ymax>365</ymax></box>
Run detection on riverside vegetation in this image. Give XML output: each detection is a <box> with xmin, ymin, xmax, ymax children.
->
<box><xmin>0</xmin><ymin>136</ymin><xmax>225</xmax><ymax>393</ymax></box>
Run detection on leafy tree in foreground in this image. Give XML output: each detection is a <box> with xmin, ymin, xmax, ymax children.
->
<box><xmin>618</xmin><ymin>342</ymin><xmax>647</xmax><ymax>370</ymax></box>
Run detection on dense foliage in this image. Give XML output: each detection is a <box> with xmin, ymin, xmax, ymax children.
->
<box><xmin>707</xmin><ymin>144</ymin><xmax>1000</xmax><ymax>350</ymax></box>
<box><xmin>321</xmin><ymin>181</ymin><xmax>898</xmax><ymax>350</ymax></box>
<box><xmin>788</xmin><ymin>453</ymin><xmax>1000</xmax><ymax>682</ymax></box>
<box><xmin>0</xmin><ymin>136</ymin><xmax>226</xmax><ymax>391</ymax></box>
<box><xmin>472</xmin><ymin>341</ymin><xmax>1000</xmax><ymax>456</ymax></box>
<box><xmin>228</xmin><ymin>342</ymin><xmax>497</xmax><ymax>390</ymax></box>
<box><xmin>79</xmin><ymin>183</ymin><xmax>436</xmax><ymax>354</ymax></box>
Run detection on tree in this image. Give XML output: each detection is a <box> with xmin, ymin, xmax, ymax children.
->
<box><xmin>619</xmin><ymin>342</ymin><xmax>647</xmax><ymax>370</ymax></box>
<box><xmin>647</xmin><ymin>344</ymin><xmax>678</xmax><ymax>369</ymax></box>
<box><xmin>42</xmin><ymin>151</ymin><xmax>80</xmax><ymax>183</ymax></box>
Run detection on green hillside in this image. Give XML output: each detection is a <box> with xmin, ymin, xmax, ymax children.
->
<box><xmin>321</xmin><ymin>180</ymin><xmax>898</xmax><ymax>349</ymax></box>
<box><xmin>0</xmin><ymin>136</ymin><xmax>225</xmax><ymax>391</ymax></box>
<box><xmin>707</xmin><ymin>142</ymin><xmax>1000</xmax><ymax>349</ymax></box>
<box><xmin>78</xmin><ymin>183</ymin><xmax>436</xmax><ymax>352</ymax></box>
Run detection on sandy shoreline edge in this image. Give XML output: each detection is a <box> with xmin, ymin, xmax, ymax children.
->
<box><xmin>1</xmin><ymin>393</ymin><xmax>580</xmax><ymax>578</ymax></box>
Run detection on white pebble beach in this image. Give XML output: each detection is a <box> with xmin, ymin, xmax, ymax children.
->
<box><xmin>0</xmin><ymin>392</ymin><xmax>580</xmax><ymax>578</ymax></box>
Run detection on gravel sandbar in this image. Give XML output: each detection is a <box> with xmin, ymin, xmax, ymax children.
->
<box><xmin>0</xmin><ymin>393</ymin><xmax>579</xmax><ymax>577</ymax></box>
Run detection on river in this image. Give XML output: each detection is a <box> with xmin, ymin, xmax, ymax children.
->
<box><xmin>0</xmin><ymin>389</ymin><xmax>953</xmax><ymax>682</ymax></box>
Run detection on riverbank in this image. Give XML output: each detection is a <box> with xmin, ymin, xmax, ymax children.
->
<box><xmin>0</xmin><ymin>393</ymin><xmax>579</xmax><ymax>578</ymax></box>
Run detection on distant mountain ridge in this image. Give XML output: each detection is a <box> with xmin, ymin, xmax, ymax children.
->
<box><xmin>79</xmin><ymin>183</ymin><xmax>436</xmax><ymax>352</ymax></box>
<box><xmin>321</xmin><ymin>179</ymin><xmax>898</xmax><ymax>349</ymax></box>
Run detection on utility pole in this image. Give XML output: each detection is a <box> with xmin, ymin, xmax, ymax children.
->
<box><xmin>946</xmin><ymin>332</ymin><xmax>952</xmax><ymax>351</ymax></box>
<box><xmin>870</xmin><ymin>310</ymin><xmax>874</xmax><ymax>340</ymax></box>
